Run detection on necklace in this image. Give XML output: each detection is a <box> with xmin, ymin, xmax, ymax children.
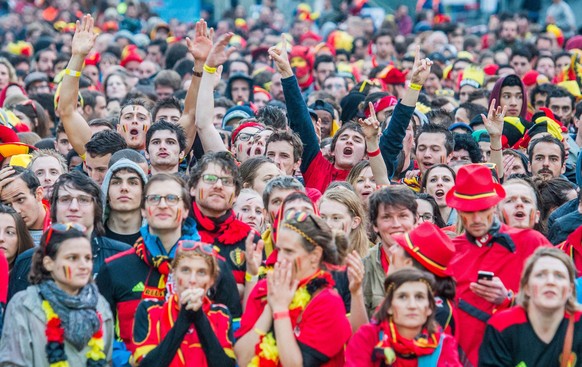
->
<box><xmin>41</xmin><ymin>300</ymin><xmax>107</xmax><ymax>367</ymax></box>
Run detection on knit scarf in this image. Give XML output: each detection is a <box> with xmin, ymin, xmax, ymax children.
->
<box><xmin>191</xmin><ymin>202</ymin><xmax>249</xmax><ymax>246</ymax></box>
<box><xmin>372</xmin><ymin>319</ymin><xmax>441</xmax><ymax>364</ymax></box>
<box><xmin>38</xmin><ymin>281</ymin><xmax>100</xmax><ymax>351</ymax></box>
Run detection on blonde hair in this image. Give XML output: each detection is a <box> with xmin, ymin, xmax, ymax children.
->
<box><xmin>0</xmin><ymin>58</ymin><xmax>17</xmax><ymax>84</ymax></box>
<box><xmin>517</xmin><ymin>247</ymin><xmax>578</xmax><ymax>314</ymax></box>
<box><xmin>320</xmin><ymin>188</ymin><xmax>370</xmax><ymax>257</ymax></box>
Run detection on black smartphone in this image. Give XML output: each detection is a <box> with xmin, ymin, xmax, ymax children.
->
<box><xmin>477</xmin><ymin>270</ymin><xmax>494</xmax><ymax>281</ymax></box>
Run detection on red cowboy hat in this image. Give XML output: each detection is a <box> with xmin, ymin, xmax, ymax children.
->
<box><xmin>446</xmin><ymin>164</ymin><xmax>505</xmax><ymax>212</ymax></box>
<box><xmin>393</xmin><ymin>222</ymin><xmax>455</xmax><ymax>277</ymax></box>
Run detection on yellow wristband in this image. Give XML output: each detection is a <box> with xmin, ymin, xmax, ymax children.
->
<box><xmin>203</xmin><ymin>64</ymin><xmax>217</xmax><ymax>74</ymax></box>
<box><xmin>64</xmin><ymin>68</ymin><xmax>82</xmax><ymax>78</ymax></box>
<box><xmin>409</xmin><ymin>83</ymin><xmax>422</xmax><ymax>91</ymax></box>
<box><xmin>254</xmin><ymin>328</ymin><xmax>266</xmax><ymax>336</ymax></box>
<box><xmin>245</xmin><ymin>272</ymin><xmax>258</xmax><ymax>282</ymax></box>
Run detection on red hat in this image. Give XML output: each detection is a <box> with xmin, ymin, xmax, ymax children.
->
<box><xmin>377</xmin><ymin>65</ymin><xmax>407</xmax><ymax>85</ymax></box>
<box><xmin>0</xmin><ymin>125</ymin><xmax>18</xmax><ymax>143</ymax></box>
<box><xmin>120</xmin><ymin>45</ymin><xmax>143</xmax><ymax>67</ymax></box>
<box><xmin>364</xmin><ymin>95</ymin><xmax>397</xmax><ymax>117</ymax></box>
<box><xmin>85</xmin><ymin>52</ymin><xmax>100</xmax><ymax>67</ymax></box>
<box><xmin>522</xmin><ymin>70</ymin><xmax>540</xmax><ymax>87</ymax></box>
<box><xmin>231</xmin><ymin>121</ymin><xmax>264</xmax><ymax>145</ymax></box>
<box><xmin>300</xmin><ymin>31</ymin><xmax>322</xmax><ymax>44</ymax></box>
<box><xmin>483</xmin><ymin>64</ymin><xmax>499</xmax><ymax>76</ymax></box>
<box><xmin>393</xmin><ymin>222</ymin><xmax>455</xmax><ymax>277</ymax></box>
<box><xmin>446</xmin><ymin>164</ymin><xmax>506</xmax><ymax>212</ymax></box>
<box><xmin>253</xmin><ymin>86</ymin><xmax>272</xmax><ymax>100</ymax></box>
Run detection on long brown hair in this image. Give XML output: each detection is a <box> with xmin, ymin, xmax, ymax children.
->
<box><xmin>0</xmin><ymin>204</ymin><xmax>34</xmax><ymax>269</ymax></box>
<box><xmin>517</xmin><ymin>247</ymin><xmax>579</xmax><ymax>314</ymax></box>
<box><xmin>374</xmin><ymin>268</ymin><xmax>438</xmax><ymax>334</ymax></box>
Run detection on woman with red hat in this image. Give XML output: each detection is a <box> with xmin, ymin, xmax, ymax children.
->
<box><xmin>446</xmin><ymin>164</ymin><xmax>551</xmax><ymax>366</ymax></box>
<box><xmin>388</xmin><ymin>222</ymin><xmax>457</xmax><ymax>335</ymax></box>
<box><xmin>345</xmin><ymin>268</ymin><xmax>462</xmax><ymax>367</ymax></box>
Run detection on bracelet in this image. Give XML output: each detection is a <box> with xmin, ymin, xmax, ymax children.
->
<box><xmin>490</xmin><ymin>146</ymin><xmax>502</xmax><ymax>152</ymax></box>
<box><xmin>245</xmin><ymin>272</ymin><xmax>258</xmax><ymax>282</ymax></box>
<box><xmin>64</xmin><ymin>68</ymin><xmax>82</xmax><ymax>78</ymax></box>
<box><xmin>409</xmin><ymin>83</ymin><xmax>423</xmax><ymax>91</ymax></box>
<box><xmin>368</xmin><ymin>148</ymin><xmax>381</xmax><ymax>157</ymax></box>
<box><xmin>254</xmin><ymin>328</ymin><xmax>266</xmax><ymax>336</ymax></box>
<box><xmin>273</xmin><ymin>310</ymin><xmax>290</xmax><ymax>320</ymax></box>
<box><xmin>191</xmin><ymin>67</ymin><xmax>203</xmax><ymax>78</ymax></box>
<box><xmin>203</xmin><ymin>64</ymin><xmax>217</xmax><ymax>74</ymax></box>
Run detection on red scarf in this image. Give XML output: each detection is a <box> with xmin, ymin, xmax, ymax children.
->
<box><xmin>191</xmin><ymin>202</ymin><xmax>249</xmax><ymax>246</ymax></box>
<box><xmin>373</xmin><ymin>319</ymin><xmax>441</xmax><ymax>364</ymax></box>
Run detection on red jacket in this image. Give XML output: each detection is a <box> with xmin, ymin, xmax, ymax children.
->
<box><xmin>558</xmin><ymin>225</ymin><xmax>582</xmax><ymax>274</ymax></box>
<box><xmin>449</xmin><ymin>223</ymin><xmax>550</xmax><ymax>366</ymax></box>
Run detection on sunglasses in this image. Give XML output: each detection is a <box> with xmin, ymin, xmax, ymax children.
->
<box><xmin>283</xmin><ymin>209</ymin><xmax>321</xmax><ymax>229</ymax></box>
<box><xmin>45</xmin><ymin>223</ymin><xmax>87</xmax><ymax>253</ymax></box>
<box><xmin>177</xmin><ymin>240</ymin><xmax>224</xmax><ymax>260</ymax></box>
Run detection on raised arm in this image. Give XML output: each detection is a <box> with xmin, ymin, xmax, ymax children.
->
<box><xmin>268</xmin><ymin>36</ymin><xmax>319</xmax><ymax>172</ymax></box>
<box><xmin>359</xmin><ymin>103</ymin><xmax>390</xmax><ymax>186</ymax></box>
<box><xmin>196</xmin><ymin>33</ymin><xmax>234</xmax><ymax>153</ymax></box>
<box><xmin>379</xmin><ymin>46</ymin><xmax>432</xmax><ymax>179</ymax></box>
<box><xmin>179</xmin><ymin>20</ymin><xmax>214</xmax><ymax>153</ymax></box>
<box><xmin>56</xmin><ymin>14</ymin><xmax>96</xmax><ymax>156</ymax></box>
<box><xmin>482</xmin><ymin>98</ymin><xmax>507</xmax><ymax>180</ymax></box>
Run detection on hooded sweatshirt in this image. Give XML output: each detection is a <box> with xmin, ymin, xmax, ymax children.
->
<box><xmin>101</xmin><ymin>159</ymin><xmax>149</xmax><ymax>245</ymax></box>
<box><xmin>489</xmin><ymin>74</ymin><xmax>528</xmax><ymax>119</ymax></box>
<box><xmin>225</xmin><ymin>73</ymin><xmax>254</xmax><ymax>103</ymax></box>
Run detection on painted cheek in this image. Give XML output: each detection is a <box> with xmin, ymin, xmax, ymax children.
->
<box><xmin>176</xmin><ymin>208</ymin><xmax>182</xmax><ymax>223</ymax></box>
<box><xmin>229</xmin><ymin>193</ymin><xmax>235</xmax><ymax>205</ymax></box>
<box><xmin>63</xmin><ymin>266</ymin><xmax>72</xmax><ymax>280</ymax></box>
<box><xmin>532</xmin><ymin>284</ymin><xmax>540</xmax><ymax>298</ymax></box>
<box><xmin>147</xmin><ymin>207</ymin><xmax>153</xmax><ymax>216</ymax></box>
<box><xmin>198</xmin><ymin>188</ymin><xmax>205</xmax><ymax>200</ymax></box>
<box><xmin>177</xmin><ymin>278</ymin><xmax>183</xmax><ymax>287</ymax></box>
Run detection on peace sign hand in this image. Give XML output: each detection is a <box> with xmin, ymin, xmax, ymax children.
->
<box><xmin>482</xmin><ymin>98</ymin><xmax>507</xmax><ymax>139</ymax></box>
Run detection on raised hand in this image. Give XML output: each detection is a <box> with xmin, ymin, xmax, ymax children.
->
<box><xmin>482</xmin><ymin>98</ymin><xmax>507</xmax><ymax>138</ymax></box>
<box><xmin>185</xmin><ymin>19</ymin><xmax>214</xmax><ymax>63</ymax></box>
<box><xmin>268</xmin><ymin>35</ymin><xmax>293</xmax><ymax>78</ymax></box>
<box><xmin>267</xmin><ymin>260</ymin><xmax>299</xmax><ymax>312</ymax></box>
<box><xmin>71</xmin><ymin>14</ymin><xmax>97</xmax><ymax>56</ymax></box>
<box><xmin>358</xmin><ymin>102</ymin><xmax>381</xmax><ymax>142</ymax></box>
<box><xmin>409</xmin><ymin>45</ymin><xmax>433</xmax><ymax>85</ymax></box>
<box><xmin>205</xmin><ymin>32</ymin><xmax>236</xmax><ymax>68</ymax></box>
<box><xmin>346</xmin><ymin>251</ymin><xmax>365</xmax><ymax>294</ymax></box>
<box><xmin>245</xmin><ymin>232</ymin><xmax>264</xmax><ymax>278</ymax></box>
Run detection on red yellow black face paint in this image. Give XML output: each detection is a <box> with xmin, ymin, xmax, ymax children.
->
<box><xmin>122</xmin><ymin>124</ymin><xmax>128</xmax><ymax>133</ymax></box>
<box><xmin>176</xmin><ymin>208</ymin><xmax>182</xmax><ymax>223</ymax></box>
<box><xmin>177</xmin><ymin>278</ymin><xmax>183</xmax><ymax>287</ymax></box>
<box><xmin>63</xmin><ymin>266</ymin><xmax>72</xmax><ymax>280</ymax></box>
<box><xmin>198</xmin><ymin>188</ymin><xmax>204</xmax><ymax>200</ymax></box>
<box><xmin>147</xmin><ymin>207</ymin><xmax>153</xmax><ymax>216</ymax></box>
<box><xmin>295</xmin><ymin>257</ymin><xmax>301</xmax><ymax>274</ymax></box>
<box><xmin>229</xmin><ymin>193</ymin><xmax>235</xmax><ymax>205</ymax></box>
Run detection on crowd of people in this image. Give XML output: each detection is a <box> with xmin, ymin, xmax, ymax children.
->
<box><xmin>0</xmin><ymin>0</ymin><xmax>581</xmax><ymax>366</ymax></box>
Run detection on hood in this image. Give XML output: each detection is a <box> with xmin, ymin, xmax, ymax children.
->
<box><xmin>489</xmin><ymin>74</ymin><xmax>527</xmax><ymax>118</ymax></box>
<box><xmin>101</xmin><ymin>158</ymin><xmax>149</xmax><ymax>223</ymax></box>
<box><xmin>225</xmin><ymin>73</ymin><xmax>254</xmax><ymax>103</ymax></box>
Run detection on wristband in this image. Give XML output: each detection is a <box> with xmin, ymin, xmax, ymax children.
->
<box><xmin>368</xmin><ymin>148</ymin><xmax>381</xmax><ymax>157</ymax></box>
<box><xmin>64</xmin><ymin>68</ymin><xmax>82</xmax><ymax>78</ymax></box>
<box><xmin>245</xmin><ymin>272</ymin><xmax>258</xmax><ymax>282</ymax></box>
<box><xmin>409</xmin><ymin>83</ymin><xmax>422</xmax><ymax>91</ymax></box>
<box><xmin>254</xmin><ymin>328</ymin><xmax>266</xmax><ymax>336</ymax></box>
<box><xmin>273</xmin><ymin>310</ymin><xmax>290</xmax><ymax>320</ymax></box>
<box><xmin>191</xmin><ymin>66</ymin><xmax>203</xmax><ymax>78</ymax></box>
<box><xmin>490</xmin><ymin>146</ymin><xmax>502</xmax><ymax>152</ymax></box>
<box><xmin>203</xmin><ymin>64</ymin><xmax>217</xmax><ymax>74</ymax></box>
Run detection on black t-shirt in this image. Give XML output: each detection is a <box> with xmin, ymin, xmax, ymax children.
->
<box><xmin>104</xmin><ymin>225</ymin><xmax>141</xmax><ymax>246</ymax></box>
<box><xmin>479</xmin><ymin>307</ymin><xmax>582</xmax><ymax>367</ymax></box>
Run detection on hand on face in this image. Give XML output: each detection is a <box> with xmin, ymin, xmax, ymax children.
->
<box><xmin>180</xmin><ymin>287</ymin><xmax>205</xmax><ymax>312</ymax></box>
<box><xmin>267</xmin><ymin>259</ymin><xmax>299</xmax><ymax>312</ymax></box>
